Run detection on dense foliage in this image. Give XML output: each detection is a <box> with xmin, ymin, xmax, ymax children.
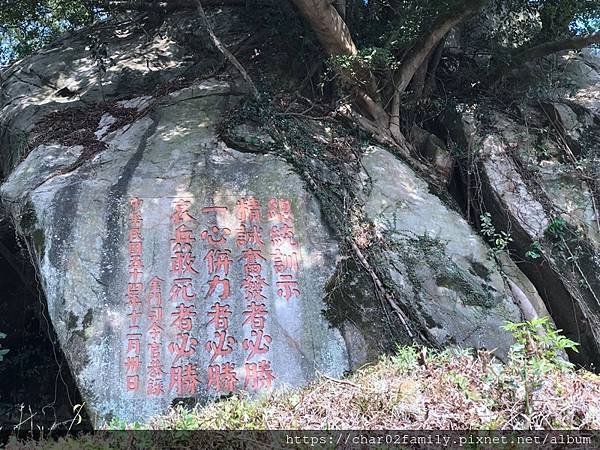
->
<box><xmin>1</xmin><ymin>0</ymin><xmax>598</xmax><ymax>66</ymax></box>
<box><xmin>0</xmin><ymin>0</ymin><xmax>103</xmax><ymax>64</ymax></box>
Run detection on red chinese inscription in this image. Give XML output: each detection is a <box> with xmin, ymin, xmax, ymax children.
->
<box><xmin>121</xmin><ymin>195</ymin><xmax>305</xmax><ymax>397</ymax></box>
<box><xmin>168</xmin><ymin>198</ymin><xmax>200</xmax><ymax>396</ymax></box>
<box><xmin>269</xmin><ymin>197</ymin><xmax>301</xmax><ymax>304</ymax></box>
<box><xmin>125</xmin><ymin>197</ymin><xmax>145</xmax><ymax>393</ymax></box>
<box><xmin>243</xmin><ymin>360</ymin><xmax>275</xmax><ymax>390</ymax></box>
<box><xmin>235</xmin><ymin>197</ymin><xmax>275</xmax><ymax>390</ymax></box>
<box><xmin>207</xmin><ymin>362</ymin><xmax>238</xmax><ymax>392</ymax></box>
<box><xmin>146</xmin><ymin>276</ymin><xmax>165</xmax><ymax>396</ymax></box>
<box><xmin>169</xmin><ymin>363</ymin><xmax>200</xmax><ymax>396</ymax></box>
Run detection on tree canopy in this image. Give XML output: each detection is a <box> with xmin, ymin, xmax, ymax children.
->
<box><xmin>1</xmin><ymin>0</ymin><xmax>598</xmax><ymax>154</ymax></box>
<box><xmin>0</xmin><ymin>0</ymin><xmax>101</xmax><ymax>63</ymax></box>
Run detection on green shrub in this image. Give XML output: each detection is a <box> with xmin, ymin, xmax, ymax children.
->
<box><xmin>545</xmin><ymin>217</ymin><xmax>567</xmax><ymax>240</ymax></box>
<box><xmin>503</xmin><ymin>317</ymin><xmax>579</xmax><ymax>419</ymax></box>
<box><xmin>391</xmin><ymin>345</ymin><xmax>419</xmax><ymax>371</ymax></box>
<box><xmin>504</xmin><ymin>317</ymin><xmax>578</xmax><ymax>368</ymax></box>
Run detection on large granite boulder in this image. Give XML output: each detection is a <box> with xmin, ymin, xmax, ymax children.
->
<box><xmin>1</xmin><ymin>79</ymin><xmax>349</xmax><ymax>424</ymax></box>
<box><xmin>356</xmin><ymin>146</ymin><xmax>544</xmax><ymax>355</ymax></box>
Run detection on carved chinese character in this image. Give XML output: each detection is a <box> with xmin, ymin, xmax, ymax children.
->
<box><xmin>129</xmin><ymin>197</ymin><xmax>143</xmax><ymax>210</ymax></box>
<box><xmin>130</xmin><ymin>214</ymin><xmax>143</xmax><ymax>228</ymax></box>
<box><xmin>207</xmin><ymin>302</ymin><xmax>232</xmax><ymax>330</ymax></box>
<box><xmin>168</xmin><ymin>333</ymin><xmax>199</xmax><ymax>364</ymax></box>
<box><xmin>200</xmin><ymin>226</ymin><xmax>231</xmax><ymax>246</ymax></box>
<box><xmin>128</xmin><ymin>241</ymin><xmax>143</xmax><ymax>257</ymax></box>
<box><xmin>278</xmin><ymin>199</ymin><xmax>293</xmax><ymax>221</ymax></box>
<box><xmin>125</xmin><ymin>356</ymin><xmax>141</xmax><ymax>373</ymax></box>
<box><xmin>236</xmin><ymin>197</ymin><xmax>261</xmax><ymax>223</ymax></box>
<box><xmin>269</xmin><ymin>224</ymin><xmax>297</xmax><ymax>248</ymax></box>
<box><xmin>127</xmin><ymin>334</ymin><xmax>141</xmax><ymax>354</ymax></box>
<box><xmin>148</xmin><ymin>342</ymin><xmax>162</xmax><ymax>361</ymax></box>
<box><xmin>204</xmin><ymin>249</ymin><xmax>233</xmax><ymax>275</ymax></box>
<box><xmin>239</xmin><ymin>248</ymin><xmax>266</xmax><ymax>276</ymax></box>
<box><xmin>169</xmin><ymin>363</ymin><xmax>200</xmax><ymax>396</ymax></box>
<box><xmin>169</xmin><ymin>278</ymin><xmax>196</xmax><ymax>302</ymax></box>
<box><xmin>242</xmin><ymin>330</ymin><xmax>272</xmax><ymax>360</ymax></box>
<box><xmin>147</xmin><ymin>357</ymin><xmax>165</xmax><ymax>378</ymax></box>
<box><xmin>205</xmin><ymin>275</ymin><xmax>231</xmax><ymax>300</ymax></box>
<box><xmin>207</xmin><ymin>362</ymin><xmax>238</xmax><ymax>392</ymax></box>
<box><xmin>235</xmin><ymin>223</ymin><xmax>265</xmax><ymax>248</ymax></box>
<box><xmin>148</xmin><ymin>321</ymin><xmax>163</xmax><ymax>340</ymax></box>
<box><xmin>171</xmin><ymin>303</ymin><xmax>196</xmax><ymax>332</ymax></box>
<box><xmin>126</xmin><ymin>375</ymin><xmax>140</xmax><ymax>392</ymax></box>
<box><xmin>205</xmin><ymin>330</ymin><xmax>236</xmax><ymax>363</ymax></box>
<box><xmin>241</xmin><ymin>275</ymin><xmax>268</xmax><ymax>301</ymax></box>
<box><xmin>268</xmin><ymin>198</ymin><xmax>293</xmax><ymax>222</ymax></box>
<box><xmin>243</xmin><ymin>360</ymin><xmax>275</xmax><ymax>390</ymax></box>
<box><xmin>239</xmin><ymin>248</ymin><xmax>266</xmax><ymax>265</ymax></box>
<box><xmin>171</xmin><ymin>199</ymin><xmax>196</xmax><ymax>224</ymax></box>
<box><xmin>128</xmin><ymin>282</ymin><xmax>143</xmax><ymax>297</ymax></box>
<box><xmin>276</xmin><ymin>274</ymin><xmax>301</xmax><ymax>301</ymax></box>
<box><xmin>267</xmin><ymin>198</ymin><xmax>280</xmax><ymax>221</ymax></box>
<box><xmin>128</xmin><ymin>256</ymin><xmax>144</xmax><ymax>280</ymax></box>
<box><xmin>171</xmin><ymin>224</ymin><xmax>196</xmax><ymax>252</ymax></box>
<box><xmin>170</xmin><ymin>251</ymin><xmax>199</xmax><ymax>275</ymax></box>
<box><xmin>128</xmin><ymin>228</ymin><xmax>144</xmax><ymax>243</ymax></box>
<box><xmin>146</xmin><ymin>378</ymin><xmax>164</xmax><ymax>396</ymax></box>
<box><xmin>148</xmin><ymin>306</ymin><xmax>163</xmax><ymax>323</ymax></box>
<box><xmin>242</xmin><ymin>302</ymin><xmax>268</xmax><ymax>330</ymax></box>
<box><xmin>147</xmin><ymin>277</ymin><xmax>163</xmax><ymax>306</ymax></box>
<box><xmin>271</xmin><ymin>249</ymin><xmax>299</xmax><ymax>273</ymax></box>
<box><xmin>127</xmin><ymin>308</ymin><xmax>142</xmax><ymax>328</ymax></box>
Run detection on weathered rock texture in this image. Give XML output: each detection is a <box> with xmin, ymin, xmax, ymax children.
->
<box><xmin>1</xmin><ymin>7</ymin><xmax>596</xmax><ymax>426</ymax></box>
<box><xmin>1</xmin><ymin>75</ymin><xmax>352</xmax><ymax>423</ymax></box>
<box><xmin>443</xmin><ymin>50</ymin><xmax>600</xmax><ymax>366</ymax></box>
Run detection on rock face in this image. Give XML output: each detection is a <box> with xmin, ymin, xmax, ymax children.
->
<box><xmin>357</xmin><ymin>146</ymin><xmax>531</xmax><ymax>355</ymax></box>
<box><xmin>1</xmin><ymin>78</ymin><xmax>349</xmax><ymax>424</ymax></box>
<box><xmin>443</xmin><ymin>50</ymin><xmax>600</xmax><ymax>366</ymax></box>
<box><xmin>0</xmin><ymin>8</ymin><xmax>568</xmax><ymax>426</ymax></box>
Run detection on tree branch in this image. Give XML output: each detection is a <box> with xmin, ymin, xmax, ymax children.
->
<box><xmin>106</xmin><ymin>0</ymin><xmax>247</xmax><ymax>12</ymax></box>
<box><xmin>423</xmin><ymin>38</ymin><xmax>446</xmax><ymax>97</ymax></box>
<box><xmin>194</xmin><ymin>0</ymin><xmax>260</xmax><ymax>99</ymax></box>
<box><xmin>490</xmin><ymin>32</ymin><xmax>600</xmax><ymax>83</ymax></box>
<box><xmin>514</xmin><ymin>32</ymin><xmax>600</xmax><ymax>63</ymax></box>
<box><xmin>393</xmin><ymin>0</ymin><xmax>486</xmax><ymax>96</ymax></box>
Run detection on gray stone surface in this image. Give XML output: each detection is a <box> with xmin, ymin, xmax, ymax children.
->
<box><xmin>1</xmin><ymin>79</ymin><xmax>348</xmax><ymax>425</ymax></box>
<box><xmin>449</xmin><ymin>105</ymin><xmax>600</xmax><ymax>367</ymax></box>
<box><xmin>359</xmin><ymin>146</ymin><xmax>525</xmax><ymax>355</ymax></box>
<box><xmin>564</xmin><ymin>50</ymin><xmax>600</xmax><ymax>114</ymax></box>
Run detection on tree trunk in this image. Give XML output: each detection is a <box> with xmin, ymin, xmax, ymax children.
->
<box><xmin>423</xmin><ymin>39</ymin><xmax>445</xmax><ymax>97</ymax></box>
<box><xmin>392</xmin><ymin>0</ymin><xmax>486</xmax><ymax>96</ymax></box>
<box><xmin>410</xmin><ymin>52</ymin><xmax>431</xmax><ymax>100</ymax></box>
<box><xmin>288</xmin><ymin>0</ymin><xmax>356</xmax><ymax>56</ymax></box>
<box><xmin>515</xmin><ymin>33</ymin><xmax>600</xmax><ymax>62</ymax></box>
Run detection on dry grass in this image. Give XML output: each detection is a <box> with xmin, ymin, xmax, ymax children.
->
<box><xmin>145</xmin><ymin>346</ymin><xmax>600</xmax><ymax>431</ymax></box>
<box><xmin>5</xmin><ymin>346</ymin><xmax>599</xmax><ymax>450</ymax></box>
